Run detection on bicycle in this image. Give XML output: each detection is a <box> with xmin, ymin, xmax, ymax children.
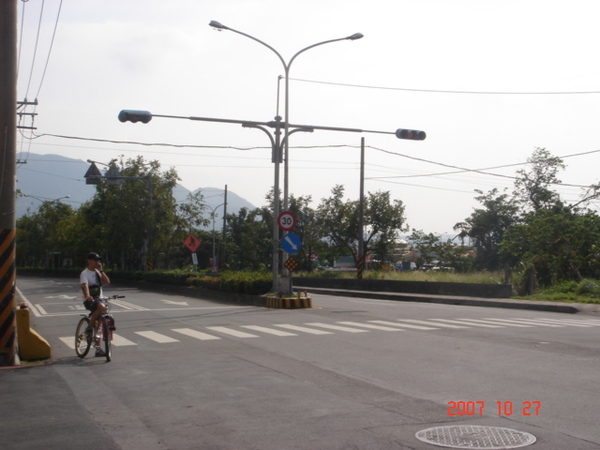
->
<box><xmin>75</xmin><ymin>294</ymin><xmax>124</xmax><ymax>362</ymax></box>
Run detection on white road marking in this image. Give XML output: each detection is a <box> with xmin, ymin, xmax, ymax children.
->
<box><xmin>304</xmin><ymin>322</ymin><xmax>370</xmax><ymax>333</ymax></box>
<box><xmin>59</xmin><ymin>337</ymin><xmax>75</xmax><ymax>349</ymax></box>
<box><xmin>274</xmin><ymin>324</ymin><xmax>333</xmax><ymax>335</ymax></box>
<box><xmin>397</xmin><ymin>319</ymin><xmax>467</xmax><ymax>329</ymax></box>
<box><xmin>430</xmin><ymin>318</ymin><xmax>504</xmax><ymax>328</ymax></box>
<box><xmin>484</xmin><ymin>318</ymin><xmax>564</xmax><ymax>327</ymax></box>
<box><xmin>337</xmin><ymin>321</ymin><xmax>405</xmax><ymax>331</ymax></box>
<box><xmin>135</xmin><ymin>331</ymin><xmax>180</xmax><ymax>343</ymax></box>
<box><xmin>241</xmin><ymin>325</ymin><xmax>297</xmax><ymax>336</ymax></box>
<box><xmin>172</xmin><ymin>328</ymin><xmax>221</xmax><ymax>341</ymax></box>
<box><xmin>369</xmin><ymin>320</ymin><xmax>439</xmax><ymax>330</ymax></box>
<box><xmin>111</xmin><ymin>334</ymin><xmax>137</xmax><ymax>346</ymax></box>
<box><xmin>206</xmin><ymin>326</ymin><xmax>259</xmax><ymax>338</ymax></box>
<box><xmin>457</xmin><ymin>318</ymin><xmax>531</xmax><ymax>327</ymax></box>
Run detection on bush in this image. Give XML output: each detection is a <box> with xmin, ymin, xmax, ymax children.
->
<box><xmin>575</xmin><ymin>279</ymin><xmax>600</xmax><ymax>297</ymax></box>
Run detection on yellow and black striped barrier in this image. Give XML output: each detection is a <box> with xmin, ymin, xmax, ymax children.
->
<box><xmin>0</xmin><ymin>229</ymin><xmax>16</xmax><ymax>366</ymax></box>
<box><xmin>265</xmin><ymin>296</ymin><xmax>312</xmax><ymax>309</ymax></box>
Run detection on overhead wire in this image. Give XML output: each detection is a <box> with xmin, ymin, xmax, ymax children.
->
<box><xmin>290</xmin><ymin>77</ymin><xmax>600</xmax><ymax>96</ymax></box>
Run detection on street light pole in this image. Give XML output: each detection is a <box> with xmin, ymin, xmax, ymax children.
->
<box><xmin>205</xmin><ymin>202</ymin><xmax>225</xmax><ymax>272</ymax></box>
<box><xmin>208</xmin><ymin>21</ymin><xmax>363</xmax><ymax>212</ymax></box>
<box><xmin>209</xmin><ymin>21</ymin><xmax>363</xmax><ymax>292</ymax></box>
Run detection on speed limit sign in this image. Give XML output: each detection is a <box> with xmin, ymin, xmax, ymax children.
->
<box><xmin>277</xmin><ymin>211</ymin><xmax>297</xmax><ymax>231</ymax></box>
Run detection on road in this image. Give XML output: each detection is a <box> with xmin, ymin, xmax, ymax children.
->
<box><xmin>2</xmin><ymin>276</ymin><xmax>600</xmax><ymax>449</ymax></box>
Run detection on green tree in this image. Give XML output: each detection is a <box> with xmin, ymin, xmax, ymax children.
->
<box><xmin>454</xmin><ymin>188</ymin><xmax>519</xmax><ymax>271</ymax></box>
<box><xmin>16</xmin><ymin>200</ymin><xmax>75</xmax><ymax>267</ymax></box>
<box><xmin>513</xmin><ymin>147</ymin><xmax>565</xmax><ymax>212</ymax></box>
<box><xmin>501</xmin><ymin>205</ymin><xmax>600</xmax><ymax>286</ymax></box>
<box><xmin>317</xmin><ymin>185</ymin><xmax>407</xmax><ymax>266</ymax></box>
<box><xmin>225</xmin><ymin>207</ymin><xmax>271</xmax><ymax>271</ymax></box>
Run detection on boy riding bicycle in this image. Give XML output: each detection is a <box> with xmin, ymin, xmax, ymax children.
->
<box><xmin>80</xmin><ymin>252</ymin><xmax>111</xmax><ymax>357</ymax></box>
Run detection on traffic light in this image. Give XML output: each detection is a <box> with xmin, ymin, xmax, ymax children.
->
<box><xmin>395</xmin><ymin>128</ymin><xmax>426</xmax><ymax>140</ymax></box>
<box><xmin>118</xmin><ymin>110</ymin><xmax>152</xmax><ymax>124</ymax></box>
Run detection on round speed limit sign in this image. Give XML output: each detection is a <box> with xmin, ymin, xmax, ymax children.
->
<box><xmin>277</xmin><ymin>211</ymin><xmax>297</xmax><ymax>231</ymax></box>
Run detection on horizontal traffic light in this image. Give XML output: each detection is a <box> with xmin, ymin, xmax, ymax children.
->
<box><xmin>395</xmin><ymin>128</ymin><xmax>426</xmax><ymax>140</ymax></box>
<box><xmin>118</xmin><ymin>110</ymin><xmax>152</xmax><ymax>124</ymax></box>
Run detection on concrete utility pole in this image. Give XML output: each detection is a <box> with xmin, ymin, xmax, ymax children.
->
<box><xmin>0</xmin><ymin>0</ymin><xmax>18</xmax><ymax>366</ymax></box>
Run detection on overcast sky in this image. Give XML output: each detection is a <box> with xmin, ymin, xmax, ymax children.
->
<box><xmin>15</xmin><ymin>0</ymin><xmax>600</xmax><ymax>235</ymax></box>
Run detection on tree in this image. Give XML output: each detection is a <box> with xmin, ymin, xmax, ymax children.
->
<box><xmin>409</xmin><ymin>230</ymin><xmax>472</xmax><ymax>271</ymax></box>
<box><xmin>454</xmin><ymin>188</ymin><xmax>519</xmax><ymax>271</ymax></box>
<box><xmin>317</xmin><ymin>185</ymin><xmax>407</xmax><ymax>266</ymax></box>
<box><xmin>501</xmin><ymin>205</ymin><xmax>600</xmax><ymax>286</ymax></box>
<box><xmin>16</xmin><ymin>200</ymin><xmax>75</xmax><ymax>267</ymax></box>
<box><xmin>513</xmin><ymin>147</ymin><xmax>565</xmax><ymax>213</ymax></box>
<box><xmin>225</xmin><ymin>207</ymin><xmax>271</xmax><ymax>271</ymax></box>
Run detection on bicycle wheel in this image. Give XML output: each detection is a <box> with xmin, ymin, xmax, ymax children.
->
<box><xmin>75</xmin><ymin>317</ymin><xmax>92</xmax><ymax>357</ymax></box>
<box><xmin>102</xmin><ymin>319</ymin><xmax>112</xmax><ymax>362</ymax></box>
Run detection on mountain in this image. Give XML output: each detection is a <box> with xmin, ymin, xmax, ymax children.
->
<box><xmin>15</xmin><ymin>153</ymin><xmax>256</xmax><ymax>221</ymax></box>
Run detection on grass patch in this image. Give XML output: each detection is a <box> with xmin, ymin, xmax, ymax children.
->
<box><xmin>514</xmin><ymin>278</ymin><xmax>600</xmax><ymax>304</ymax></box>
<box><xmin>294</xmin><ymin>270</ymin><xmax>506</xmax><ymax>284</ymax></box>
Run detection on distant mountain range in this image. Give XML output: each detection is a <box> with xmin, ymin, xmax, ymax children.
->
<box><xmin>16</xmin><ymin>153</ymin><xmax>256</xmax><ymax>224</ymax></box>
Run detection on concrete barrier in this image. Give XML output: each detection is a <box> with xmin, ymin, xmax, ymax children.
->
<box><xmin>16</xmin><ymin>304</ymin><xmax>51</xmax><ymax>360</ymax></box>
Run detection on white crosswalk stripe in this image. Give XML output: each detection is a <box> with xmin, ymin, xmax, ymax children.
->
<box><xmin>112</xmin><ymin>334</ymin><xmax>137</xmax><ymax>346</ymax></box>
<box><xmin>397</xmin><ymin>319</ymin><xmax>467</xmax><ymax>329</ymax></box>
<box><xmin>533</xmin><ymin>318</ymin><xmax>598</xmax><ymax>327</ymax></box>
<box><xmin>429</xmin><ymin>318</ymin><xmax>504</xmax><ymax>328</ymax></box>
<box><xmin>172</xmin><ymin>328</ymin><xmax>222</xmax><ymax>340</ymax></box>
<box><xmin>59</xmin><ymin>315</ymin><xmax>599</xmax><ymax>350</ymax></box>
<box><xmin>135</xmin><ymin>331</ymin><xmax>180</xmax><ymax>343</ymax></box>
<box><xmin>369</xmin><ymin>320</ymin><xmax>439</xmax><ymax>330</ymax></box>
<box><xmin>274</xmin><ymin>324</ymin><xmax>333</xmax><ymax>335</ymax></box>
<box><xmin>337</xmin><ymin>321</ymin><xmax>405</xmax><ymax>331</ymax></box>
<box><xmin>241</xmin><ymin>325</ymin><xmax>297</xmax><ymax>336</ymax></box>
<box><xmin>305</xmin><ymin>322</ymin><xmax>370</xmax><ymax>333</ymax></box>
<box><xmin>59</xmin><ymin>337</ymin><xmax>75</xmax><ymax>349</ymax></box>
<box><xmin>457</xmin><ymin>318</ymin><xmax>532</xmax><ymax>327</ymax></box>
<box><xmin>483</xmin><ymin>318</ymin><xmax>564</xmax><ymax>327</ymax></box>
<box><xmin>206</xmin><ymin>326</ymin><xmax>259</xmax><ymax>338</ymax></box>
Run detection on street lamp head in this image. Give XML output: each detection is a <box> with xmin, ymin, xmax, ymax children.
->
<box><xmin>209</xmin><ymin>20</ymin><xmax>228</xmax><ymax>30</ymax></box>
<box><xmin>347</xmin><ymin>33</ymin><xmax>364</xmax><ymax>40</ymax></box>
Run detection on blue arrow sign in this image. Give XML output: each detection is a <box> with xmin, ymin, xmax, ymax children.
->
<box><xmin>281</xmin><ymin>233</ymin><xmax>302</xmax><ymax>254</ymax></box>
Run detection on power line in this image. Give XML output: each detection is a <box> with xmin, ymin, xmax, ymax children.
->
<box><xmin>290</xmin><ymin>77</ymin><xmax>600</xmax><ymax>96</ymax></box>
<box><xmin>35</xmin><ymin>0</ymin><xmax>63</xmax><ymax>99</ymax></box>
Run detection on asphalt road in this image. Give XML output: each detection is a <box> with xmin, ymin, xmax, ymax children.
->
<box><xmin>2</xmin><ymin>276</ymin><xmax>600</xmax><ymax>449</ymax></box>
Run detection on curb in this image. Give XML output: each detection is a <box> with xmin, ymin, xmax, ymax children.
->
<box><xmin>294</xmin><ymin>286</ymin><xmax>589</xmax><ymax>314</ymax></box>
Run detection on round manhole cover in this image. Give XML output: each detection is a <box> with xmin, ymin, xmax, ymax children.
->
<box><xmin>415</xmin><ymin>425</ymin><xmax>536</xmax><ymax>449</ymax></box>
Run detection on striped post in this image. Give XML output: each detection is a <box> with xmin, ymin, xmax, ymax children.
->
<box><xmin>0</xmin><ymin>0</ymin><xmax>18</xmax><ymax>366</ymax></box>
<box><xmin>0</xmin><ymin>230</ymin><xmax>16</xmax><ymax>365</ymax></box>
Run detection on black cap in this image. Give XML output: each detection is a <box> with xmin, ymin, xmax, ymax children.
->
<box><xmin>86</xmin><ymin>252</ymin><xmax>102</xmax><ymax>260</ymax></box>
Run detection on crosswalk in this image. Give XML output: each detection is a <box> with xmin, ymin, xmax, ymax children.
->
<box><xmin>58</xmin><ymin>316</ymin><xmax>600</xmax><ymax>350</ymax></box>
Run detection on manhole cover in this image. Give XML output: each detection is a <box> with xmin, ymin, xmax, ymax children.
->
<box><xmin>415</xmin><ymin>425</ymin><xmax>536</xmax><ymax>449</ymax></box>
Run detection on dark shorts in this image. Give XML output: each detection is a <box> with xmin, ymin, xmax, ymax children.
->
<box><xmin>83</xmin><ymin>298</ymin><xmax>102</xmax><ymax>313</ymax></box>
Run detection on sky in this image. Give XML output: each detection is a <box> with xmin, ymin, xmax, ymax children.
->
<box><xmin>15</xmin><ymin>0</ymin><xmax>600</xmax><ymax>235</ymax></box>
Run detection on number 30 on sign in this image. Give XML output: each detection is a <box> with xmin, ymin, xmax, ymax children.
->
<box><xmin>277</xmin><ymin>211</ymin><xmax>297</xmax><ymax>231</ymax></box>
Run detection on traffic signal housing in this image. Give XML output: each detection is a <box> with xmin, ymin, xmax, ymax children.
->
<box><xmin>396</xmin><ymin>128</ymin><xmax>426</xmax><ymax>141</ymax></box>
<box><xmin>118</xmin><ymin>110</ymin><xmax>152</xmax><ymax>124</ymax></box>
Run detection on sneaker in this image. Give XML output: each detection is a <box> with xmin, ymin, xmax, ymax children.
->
<box><xmin>95</xmin><ymin>348</ymin><xmax>107</xmax><ymax>357</ymax></box>
<box><xmin>85</xmin><ymin>325</ymin><xmax>93</xmax><ymax>334</ymax></box>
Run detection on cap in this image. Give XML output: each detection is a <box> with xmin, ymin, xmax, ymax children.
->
<box><xmin>86</xmin><ymin>252</ymin><xmax>102</xmax><ymax>260</ymax></box>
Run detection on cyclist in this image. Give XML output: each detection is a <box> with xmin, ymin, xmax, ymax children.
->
<box><xmin>80</xmin><ymin>252</ymin><xmax>111</xmax><ymax>357</ymax></box>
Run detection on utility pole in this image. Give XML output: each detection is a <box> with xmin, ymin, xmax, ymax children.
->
<box><xmin>220</xmin><ymin>185</ymin><xmax>228</xmax><ymax>271</ymax></box>
<box><xmin>0</xmin><ymin>0</ymin><xmax>18</xmax><ymax>366</ymax></box>
<box><xmin>357</xmin><ymin>137</ymin><xmax>365</xmax><ymax>279</ymax></box>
